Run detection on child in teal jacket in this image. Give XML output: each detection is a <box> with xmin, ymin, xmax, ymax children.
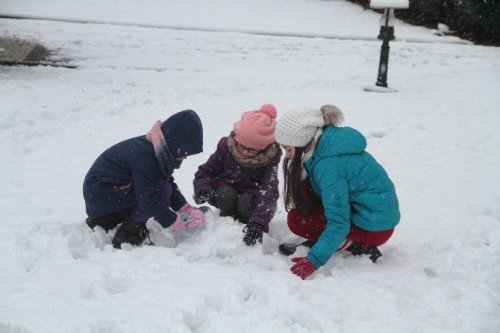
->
<box><xmin>276</xmin><ymin>104</ymin><xmax>400</xmax><ymax>280</ymax></box>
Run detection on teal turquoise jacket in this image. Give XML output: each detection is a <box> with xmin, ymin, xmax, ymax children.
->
<box><xmin>304</xmin><ymin>125</ymin><xmax>400</xmax><ymax>268</ymax></box>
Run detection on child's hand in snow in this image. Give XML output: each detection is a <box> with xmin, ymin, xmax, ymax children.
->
<box><xmin>171</xmin><ymin>208</ymin><xmax>205</xmax><ymax>232</ymax></box>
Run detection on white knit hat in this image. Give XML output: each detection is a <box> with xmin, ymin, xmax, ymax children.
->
<box><xmin>275</xmin><ymin>105</ymin><xmax>344</xmax><ymax>147</ymax></box>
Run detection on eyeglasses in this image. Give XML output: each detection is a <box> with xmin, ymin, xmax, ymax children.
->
<box><xmin>234</xmin><ymin>139</ymin><xmax>264</xmax><ymax>155</ymax></box>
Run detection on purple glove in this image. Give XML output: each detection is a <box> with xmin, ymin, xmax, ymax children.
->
<box><xmin>290</xmin><ymin>257</ymin><xmax>316</xmax><ymax>280</ymax></box>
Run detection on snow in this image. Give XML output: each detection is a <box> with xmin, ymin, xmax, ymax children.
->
<box><xmin>370</xmin><ymin>0</ymin><xmax>409</xmax><ymax>9</ymax></box>
<box><xmin>1</xmin><ymin>0</ymin><xmax>499</xmax><ymax>332</ymax></box>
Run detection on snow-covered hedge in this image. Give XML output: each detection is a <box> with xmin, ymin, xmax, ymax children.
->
<box><xmin>347</xmin><ymin>0</ymin><xmax>500</xmax><ymax>46</ymax></box>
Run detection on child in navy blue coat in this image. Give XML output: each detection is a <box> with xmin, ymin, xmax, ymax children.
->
<box><xmin>83</xmin><ymin>110</ymin><xmax>205</xmax><ymax>248</ymax></box>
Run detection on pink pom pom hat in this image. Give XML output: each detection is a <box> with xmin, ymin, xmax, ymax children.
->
<box><xmin>233</xmin><ymin>104</ymin><xmax>278</xmax><ymax>150</ymax></box>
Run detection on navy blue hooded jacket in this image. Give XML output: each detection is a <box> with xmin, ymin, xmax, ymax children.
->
<box><xmin>83</xmin><ymin>110</ymin><xmax>203</xmax><ymax>227</ymax></box>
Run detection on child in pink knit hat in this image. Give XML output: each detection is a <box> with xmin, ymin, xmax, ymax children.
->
<box><xmin>193</xmin><ymin>104</ymin><xmax>282</xmax><ymax>246</ymax></box>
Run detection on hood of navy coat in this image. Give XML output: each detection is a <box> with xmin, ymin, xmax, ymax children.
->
<box><xmin>161</xmin><ymin>109</ymin><xmax>203</xmax><ymax>158</ymax></box>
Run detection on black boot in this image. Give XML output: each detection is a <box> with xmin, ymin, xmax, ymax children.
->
<box><xmin>345</xmin><ymin>242</ymin><xmax>366</xmax><ymax>256</ymax></box>
<box><xmin>345</xmin><ymin>242</ymin><xmax>382</xmax><ymax>263</ymax></box>
<box><xmin>365</xmin><ymin>246</ymin><xmax>383</xmax><ymax>263</ymax></box>
<box><xmin>112</xmin><ymin>217</ymin><xmax>150</xmax><ymax>249</ymax></box>
<box><xmin>86</xmin><ymin>210</ymin><xmax>128</xmax><ymax>232</ymax></box>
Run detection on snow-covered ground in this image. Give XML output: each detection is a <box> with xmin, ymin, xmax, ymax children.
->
<box><xmin>0</xmin><ymin>0</ymin><xmax>467</xmax><ymax>43</ymax></box>
<box><xmin>1</xmin><ymin>1</ymin><xmax>499</xmax><ymax>332</ymax></box>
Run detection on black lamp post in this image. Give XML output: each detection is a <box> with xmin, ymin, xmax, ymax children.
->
<box><xmin>364</xmin><ymin>0</ymin><xmax>409</xmax><ymax>92</ymax></box>
<box><xmin>375</xmin><ymin>9</ymin><xmax>395</xmax><ymax>87</ymax></box>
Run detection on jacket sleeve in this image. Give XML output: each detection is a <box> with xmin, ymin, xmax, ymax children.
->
<box><xmin>132</xmin><ymin>164</ymin><xmax>177</xmax><ymax>228</ymax></box>
<box><xmin>193</xmin><ymin>137</ymin><xmax>226</xmax><ymax>194</ymax></box>
<box><xmin>168</xmin><ymin>175</ymin><xmax>187</xmax><ymax>212</ymax></box>
<box><xmin>248</xmin><ymin>148</ymin><xmax>282</xmax><ymax>228</ymax></box>
<box><xmin>306</xmin><ymin>159</ymin><xmax>351</xmax><ymax>268</ymax></box>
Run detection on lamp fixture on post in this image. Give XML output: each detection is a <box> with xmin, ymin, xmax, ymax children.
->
<box><xmin>363</xmin><ymin>0</ymin><xmax>409</xmax><ymax>93</ymax></box>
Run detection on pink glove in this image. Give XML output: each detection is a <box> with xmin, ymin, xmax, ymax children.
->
<box><xmin>290</xmin><ymin>257</ymin><xmax>317</xmax><ymax>280</ymax></box>
<box><xmin>177</xmin><ymin>203</ymin><xmax>194</xmax><ymax>214</ymax></box>
<box><xmin>171</xmin><ymin>208</ymin><xmax>205</xmax><ymax>232</ymax></box>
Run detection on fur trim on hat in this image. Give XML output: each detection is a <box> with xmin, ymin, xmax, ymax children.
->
<box><xmin>320</xmin><ymin>104</ymin><xmax>344</xmax><ymax>126</ymax></box>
